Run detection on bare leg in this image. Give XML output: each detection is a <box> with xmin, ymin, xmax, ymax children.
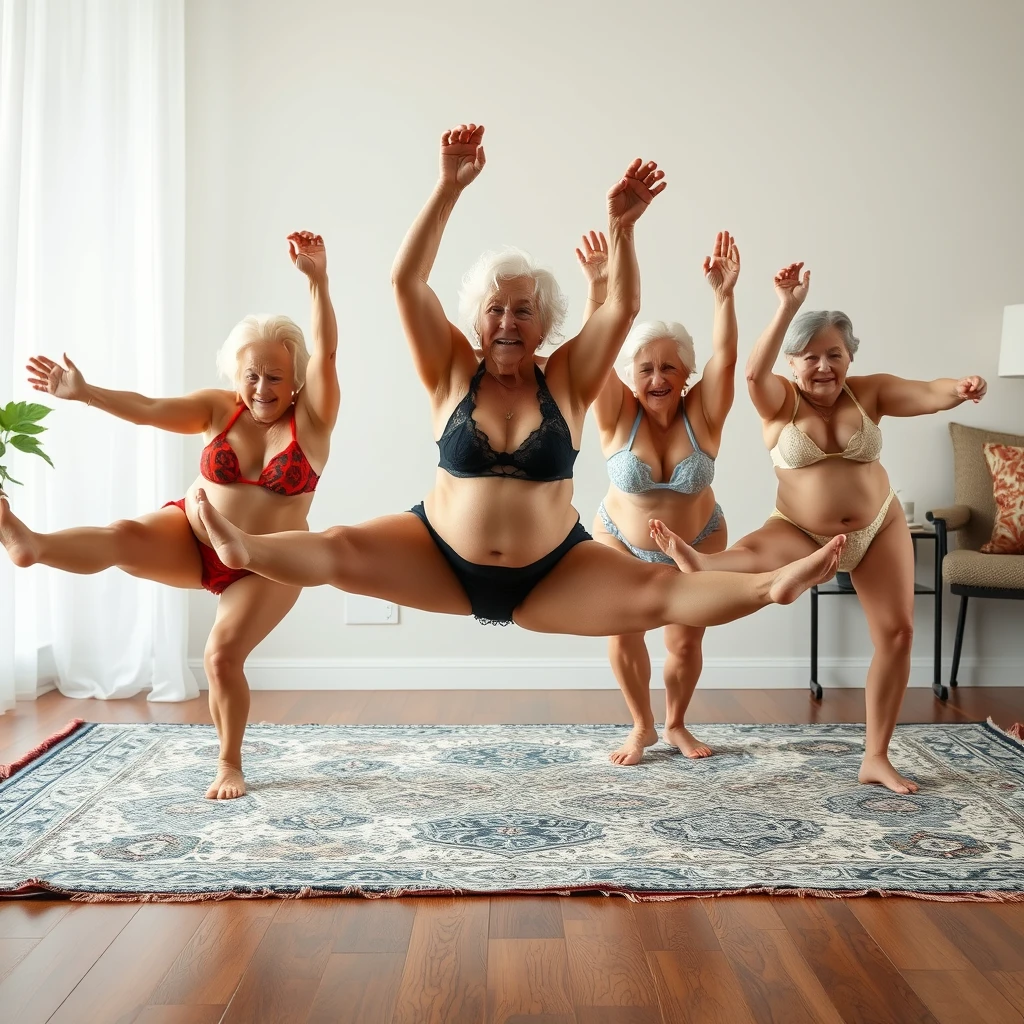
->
<box><xmin>649</xmin><ymin>517</ymin><xmax>817</xmax><ymax>574</ymax></box>
<box><xmin>514</xmin><ymin>535</ymin><xmax>844</xmax><ymax>636</ymax></box>
<box><xmin>1</xmin><ymin>496</ymin><xmax>201</xmax><ymax>587</ymax></box>
<box><xmin>605</xmin><ymin>633</ymin><xmax>659</xmax><ymax>766</ymax></box>
<box><xmin>850</xmin><ymin>509</ymin><xmax>918</xmax><ymax>794</ymax></box>
<box><xmin>202</xmin><ymin>575</ymin><xmax>301</xmax><ymax>799</ymax></box>
<box><xmin>196</xmin><ymin>490</ymin><xmax>470</xmax><ymax>613</ymax></box>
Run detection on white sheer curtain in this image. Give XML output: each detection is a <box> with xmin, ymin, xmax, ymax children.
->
<box><xmin>0</xmin><ymin>0</ymin><xmax>196</xmax><ymax>707</ymax></box>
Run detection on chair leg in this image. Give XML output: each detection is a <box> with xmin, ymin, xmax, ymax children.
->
<box><xmin>950</xmin><ymin>595</ymin><xmax>969</xmax><ymax>688</ymax></box>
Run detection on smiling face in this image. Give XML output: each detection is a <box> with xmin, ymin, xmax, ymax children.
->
<box><xmin>787</xmin><ymin>325</ymin><xmax>851</xmax><ymax>403</ymax></box>
<box><xmin>236</xmin><ymin>340</ymin><xmax>296</xmax><ymax>422</ymax></box>
<box><xmin>632</xmin><ymin>337</ymin><xmax>691</xmax><ymax>413</ymax></box>
<box><xmin>477</xmin><ymin>276</ymin><xmax>544</xmax><ymax>377</ymax></box>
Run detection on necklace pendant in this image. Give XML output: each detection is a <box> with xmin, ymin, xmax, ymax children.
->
<box><xmin>505</xmin><ymin>411</ymin><xmax>513</xmax><ymax>420</ymax></box>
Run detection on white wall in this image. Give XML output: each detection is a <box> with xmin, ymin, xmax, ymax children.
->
<box><xmin>183</xmin><ymin>0</ymin><xmax>1024</xmax><ymax>688</ymax></box>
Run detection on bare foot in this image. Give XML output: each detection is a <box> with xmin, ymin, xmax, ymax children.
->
<box><xmin>195</xmin><ymin>489</ymin><xmax>251</xmax><ymax>569</ymax></box>
<box><xmin>0</xmin><ymin>495</ymin><xmax>39</xmax><ymax>568</ymax></box>
<box><xmin>663</xmin><ymin>724</ymin><xmax>713</xmax><ymax>758</ymax></box>
<box><xmin>768</xmin><ymin>535</ymin><xmax>845</xmax><ymax>604</ymax></box>
<box><xmin>206</xmin><ymin>760</ymin><xmax>247</xmax><ymax>799</ymax></box>
<box><xmin>608</xmin><ymin>724</ymin><xmax>659</xmax><ymax>766</ymax></box>
<box><xmin>649</xmin><ymin>519</ymin><xmax>705</xmax><ymax>572</ymax></box>
<box><xmin>859</xmin><ymin>754</ymin><xmax>919</xmax><ymax>795</ymax></box>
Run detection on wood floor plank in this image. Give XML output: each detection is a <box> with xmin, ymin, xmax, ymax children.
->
<box><xmin>561</xmin><ymin>898</ymin><xmax>659</xmax><ymax>1009</ymax></box>
<box><xmin>917</xmin><ymin>904</ymin><xmax>1024</xmax><ymax>972</ymax></box>
<box><xmin>988</xmin><ymin>973</ymin><xmax>1024</xmax><ymax>1013</ymax></box>
<box><xmin>306</xmin><ymin>952</ymin><xmax>407</xmax><ymax>1024</ymax></box>
<box><xmin>0</xmin><ymin>937</ymin><xmax>36</xmax><ymax>983</ymax></box>
<box><xmin>902</xmin><ymin>968</ymin><xmax>1024</xmax><ymax>1024</ymax></box>
<box><xmin>133</xmin><ymin>1007</ymin><xmax>226</xmax><ymax>1024</ymax></box>
<box><xmin>220</xmin><ymin>899</ymin><xmax>339</xmax><ymax>1024</ymax></box>
<box><xmin>632</xmin><ymin>898</ymin><xmax>721</xmax><ymax>953</ymax></box>
<box><xmin>0</xmin><ymin>902</ymin><xmax>70</xmax><ymax>938</ymax></box>
<box><xmin>487</xmin><ymin>938</ymin><xmax>575</xmax><ymax>1024</ymax></box>
<box><xmin>848</xmin><ymin>898</ymin><xmax>973</xmax><ymax>970</ymax></box>
<box><xmin>149</xmin><ymin>900</ymin><xmax>277</xmax><ymax>1005</ymax></box>
<box><xmin>47</xmin><ymin>903</ymin><xmax>210</xmax><ymax>1024</ymax></box>
<box><xmin>0</xmin><ymin>903</ymin><xmax>138</xmax><ymax>1024</ymax></box>
<box><xmin>575</xmin><ymin>1008</ymin><xmax>661</xmax><ymax>1024</ymax></box>
<box><xmin>774</xmin><ymin>897</ymin><xmax>940</xmax><ymax>1024</ymax></box>
<box><xmin>647</xmin><ymin>949</ymin><xmax>757</xmax><ymax>1024</ymax></box>
<box><xmin>706</xmin><ymin>898</ymin><xmax>843</xmax><ymax>1024</ymax></box>
<box><xmin>390</xmin><ymin>896</ymin><xmax>489</xmax><ymax>1024</ymax></box>
<box><xmin>331</xmin><ymin>896</ymin><xmax>417</xmax><ymax>953</ymax></box>
<box><xmin>489</xmin><ymin>897</ymin><xmax>565</xmax><ymax>940</ymax></box>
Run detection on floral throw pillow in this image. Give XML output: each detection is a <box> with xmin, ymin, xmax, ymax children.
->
<box><xmin>981</xmin><ymin>443</ymin><xmax>1024</xmax><ymax>554</ymax></box>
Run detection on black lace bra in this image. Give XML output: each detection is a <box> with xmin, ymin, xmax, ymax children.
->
<box><xmin>437</xmin><ymin>362</ymin><xmax>578</xmax><ymax>482</ymax></box>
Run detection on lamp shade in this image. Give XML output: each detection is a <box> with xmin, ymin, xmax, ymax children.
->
<box><xmin>1000</xmin><ymin>304</ymin><xmax>1024</xmax><ymax>377</ymax></box>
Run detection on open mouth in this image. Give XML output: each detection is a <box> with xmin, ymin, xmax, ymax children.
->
<box><xmin>493</xmin><ymin>339</ymin><xmax>523</xmax><ymax>348</ymax></box>
<box><xmin>648</xmin><ymin>387</ymin><xmax>672</xmax><ymax>398</ymax></box>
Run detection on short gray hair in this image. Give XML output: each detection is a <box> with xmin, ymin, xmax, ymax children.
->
<box><xmin>216</xmin><ymin>314</ymin><xmax>310</xmax><ymax>386</ymax></box>
<box><xmin>458</xmin><ymin>247</ymin><xmax>568</xmax><ymax>346</ymax></box>
<box><xmin>783</xmin><ymin>310</ymin><xmax>860</xmax><ymax>360</ymax></box>
<box><xmin>616</xmin><ymin>320</ymin><xmax>696</xmax><ymax>382</ymax></box>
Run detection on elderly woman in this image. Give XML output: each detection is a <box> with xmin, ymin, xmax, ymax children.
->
<box><xmin>577</xmin><ymin>230</ymin><xmax>739</xmax><ymax>765</ymax></box>
<box><xmin>0</xmin><ymin>231</ymin><xmax>339</xmax><ymax>800</ymax></box>
<box><xmin>193</xmin><ymin>125</ymin><xmax>843</xmax><ymax>652</ymax></box>
<box><xmin>651</xmin><ymin>261</ymin><xmax>987</xmax><ymax>794</ymax></box>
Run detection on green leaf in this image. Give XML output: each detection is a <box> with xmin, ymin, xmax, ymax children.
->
<box><xmin>10</xmin><ymin>402</ymin><xmax>52</xmax><ymax>424</ymax></box>
<box><xmin>10</xmin><ymin>434</ymin><xmax>53</xmax><ymax>467</ymax></box>
<box><xmin>0</xmin><ymin>409</ymin><xmax>7</xmax><ymax>431</ymax></box>
<box><xmin>0</xmin><ymin>466</ymin><xmax>23</xmax><ymax>487</ymax></box>
<box><xmin>0</xmin><ymin>441</ymin><xmax>5</xmax><ymax>458</ymax></box>
<box><xmin>9</xmin><ymin>422</ymin><xmax>45</xmax><ymax>435</ymax></box>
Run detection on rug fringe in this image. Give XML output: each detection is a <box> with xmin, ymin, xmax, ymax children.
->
<box><xmin>4</xmin><ymin>878</ymin><xmax>1022</xmax><ymax>905</ymax></box>
<box><xmin>985</xmin><ymin>717</ymin><xmax>1024</xmax><ymax>744</ymax></box>
<box><xmin>0</xmin><ymin>719</ymin><xmax>87</xmax><ymax>780</ymax></box>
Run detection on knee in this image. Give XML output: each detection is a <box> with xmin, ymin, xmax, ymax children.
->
<box><xmin>665</xmin><ymin>626</ymin><xmax>705</xmax><ymax>662</ymax></box>
<box><xmin>609</xmin><ymin>633</ymin><xmax>647</xmax><ymax>659</ymax></box>
<box><xmin>110</xmin><ymin>518</ymin><xmax>147</xmax><ymax>552</ymax></box>
<box><xmin>874</xmin><ymin>620</ymin><xmax>914</xmax><ymax>654</ymax></box>
<box><xmin>322</xmin><ymin>525</ymin><xmax>354</xmax><ymax>583</ymax></box>
<box><xmin>203</xmin><ymin>639</ymin><xmax>246</xmax><ymax>688</ymax></box>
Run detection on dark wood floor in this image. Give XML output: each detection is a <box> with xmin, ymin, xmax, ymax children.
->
<box><xmin>1</xmin><ymin>687</ymin><xmax>1023</xmax><ymax>1024</ymax></box>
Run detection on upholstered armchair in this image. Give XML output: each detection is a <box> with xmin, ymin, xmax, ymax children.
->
<box><xmin>927</xmin><ymin>422</ymin><xmax>1024</xmax><ymax>697</ymax></box>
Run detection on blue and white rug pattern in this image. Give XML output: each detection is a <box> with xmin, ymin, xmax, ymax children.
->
<box><xmin>1</xmin><ymin>721</ymin><xmax>1022</xmax><ymax>898</ymax></box>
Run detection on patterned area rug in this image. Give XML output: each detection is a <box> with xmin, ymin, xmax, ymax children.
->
<box><xmin>2</xmin><ymin>721</ymin><xmax>1023</xmax><ymax>901</ymax></box>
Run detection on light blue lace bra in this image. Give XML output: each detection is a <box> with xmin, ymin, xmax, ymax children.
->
<box><xmin>606</xmin><ymin>405</ymin><xmax>715</xmax><ymax>496</ymax></box>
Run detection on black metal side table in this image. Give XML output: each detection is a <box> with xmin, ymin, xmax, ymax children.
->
<box><xmin>809</xmin><ymin>526</ymin><xmax>944</xmax><ymax>700</ymax></box>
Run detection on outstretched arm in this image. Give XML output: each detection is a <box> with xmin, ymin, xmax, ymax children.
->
<box><xmin>390</xmin><ymin>123</ymin><xmax>484</xmax><ymax>397</ymax></box>
<box><xmin>574</xmin><ymin>230</ymin><xmax>627</xmax><ymax>430</ymax></box>
<box><xmin>697</xmin><ymin>231</ymin><xmax>740</xmax><ymax>432</ymax></box>
<box><xmin>555</xmin><ymin>158</ymin><xmax>667</xmax><ymax>412</ymax></box>
<box><xmin>25</xmin><ymin>354</ymin><xmax>227</xmax><ymax>434</ymax></box>
<box><xmin>745</xmin><ymin>262</ymin><xmax>809</xmax><ymax>421</ymax></box>
<box><xmin>289</xmin><ymin>231</ymin><xmax>340</xmax><ymax>430</ymax></box>
<box><xmin>870</xmin><ymin>373</ymin><xmax>988</xmax><ymax>418</ymax></box>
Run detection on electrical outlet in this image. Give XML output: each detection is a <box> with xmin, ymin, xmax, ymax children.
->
<box><xmin>344</xmin><ymin>595</ymin><xmax>400</xmax><ymax>624</ymax></box>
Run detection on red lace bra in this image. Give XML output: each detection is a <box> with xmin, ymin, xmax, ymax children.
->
<box><xmin>200</xmin><ymin>405</ymin><xmax>319</xmax><ymax>495</ymax></box>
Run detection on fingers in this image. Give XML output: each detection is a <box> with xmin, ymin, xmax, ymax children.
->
<box><xmin>703</xmin><ymin>255</ymin><xmax>714</xmax><ymax>276</ymax></box>
<box><xmin>475</xmin><ymin>144</ymin><xmax>486</xmax><ymax>169</ymax></box>
<box><xmin>442</xmin><ymin>123</ymin><xmax>484</xmax><ymax>146</ymax></box>
<box><xmin>62</xmin><ymin>352</ymin><xmax>78</xmax><ymax>370</ymax></box>
<box><xmin>575</xmin><ymin>248</ymin><xmax>586</xmax><ymax>265</ymax></box>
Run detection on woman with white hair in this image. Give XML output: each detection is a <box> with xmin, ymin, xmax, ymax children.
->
<box><xmin>0</xmin><ymin>231</ymin><xmax>340</xmax><ymax>800</ymax></box>
<box><xmin>193</xmin><ymin>125</ymin><xmax>843</xmax><ymax>653</ymax></box>
<box><xmin>650</xmin><ymin>261</ymin><xmax>988</xmax><ymax>794</ymax></box>
<box><xmin>577</xmin><ymin>229</ymin><xmax>740</xmax><ymax>765</ymax></box>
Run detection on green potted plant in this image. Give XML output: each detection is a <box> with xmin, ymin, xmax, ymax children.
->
<box><xmin>0</xmin><ymin>402</ymin><xmax>53</xmax><ymax>491</ymax></box>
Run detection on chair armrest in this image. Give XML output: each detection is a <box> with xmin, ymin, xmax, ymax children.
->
<box><xmin>926</xmin><ymin>505</ymin><xmax>971</xmax><ymax>531</ymax></box>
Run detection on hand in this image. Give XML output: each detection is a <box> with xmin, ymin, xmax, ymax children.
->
<box><xmin>607</xmin><ymin>158</ymin><xmax>666</xmax><ymax>227</ymax></box>
<box><xmin>26</xmin><ymin>353</ymin><xmax>89</xmax><ymax>402</ymax></box>
<box><xmin>704</xmin><ymin>230</ymin><xmax>740</xmax><ymax>299</ymax></box>
<box><xmin>439</xmin><ymin>123</ymin><xmax>486</xmax><ymax>190</ymax></box>
<box><xmin>288</xmin><ymin>231</ymin><xmax>326</xmax><ymax>281</ymax></box>
<box><xmin>575</xmin><ymin>231</ymin><xmax>609</xmax><ymax>290</ymax></box>
<box><xmin>774</xmin><ymin>261</ymin><xmax>810</xmax><ymax>310</ymax></box>
<box><xmin>955</xmin><ymin>376</ymin><xmax>987</xmax><ymax>403</ymax></box>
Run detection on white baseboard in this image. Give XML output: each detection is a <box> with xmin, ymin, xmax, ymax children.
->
<box><xmin>188</xmin><ymin>656</ymin><xmax>1022</xmax><ymax>691</ymax></box>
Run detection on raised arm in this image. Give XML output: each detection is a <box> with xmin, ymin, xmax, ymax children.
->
<box><xmin>574</xmin><ymin>230</ymin><xmax>627</xmax><ymax>430</ymax></box>
<box><xmin>288</xmin><ymin>231</ymin><xmax>340</xmax><ymax>430</ymax></box>
<box><xmin>868</xmin><ymin>373</ymin><xmax>988</xmax><ymax>418</ymax></box>
<box><xmin>390</xmin><ymin>123</ymin><xmax>484</xmax><ymax>397</ymax></box>
<box><xmin>25</xmin><ymin>353</ymin><xmax>227</xmax><ymax>434</ymax></box>
<box><xmin>554</xmin><ymin>159</ymin><xmax>666</xmax><ymax>412</ymax></box>
<box><xmin>745</xmin><ymin>262</ymin><xmax>810</xmax><ymax>421</ymax></box>
<box><xmin>696</xmin><ymin>231</ymin><xmax>740</xmax><ymax>432</ymax></box>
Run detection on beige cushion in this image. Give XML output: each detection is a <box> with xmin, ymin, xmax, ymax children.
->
<box><xmin>942</xmin><ymin>549</ymin><xmax>1024</xmax><ymax>589</ymax></box>
<box><xmin>948</xmin><ymin>423</ymin><xmax>1024</xmax><ymax>553</ymax></box>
